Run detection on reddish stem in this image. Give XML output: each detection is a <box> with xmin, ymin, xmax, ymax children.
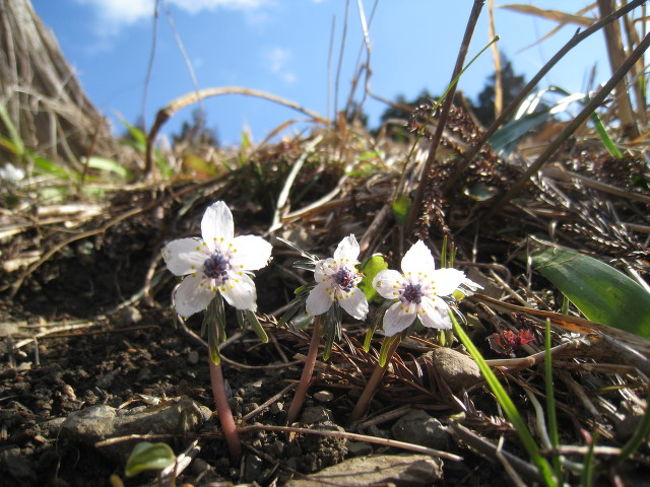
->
<box><xmin>351</xmin><ymin>335</ymin><xmax>402</xmax><ymax>421</ymax></box>
<box><xmin>208</xmin><ymin>358</ymin><xmax>241</xmax><ymax>461</ymax></box>
<box><xmin>286</xmin><ymin>315</ymin><xmax>323</xmax><ymax>424</ymax></box>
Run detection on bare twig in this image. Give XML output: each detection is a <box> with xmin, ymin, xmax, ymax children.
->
<box><xmin>487</xmin><ymin>29</ymin><xmax>650</xmax><ymax>215</ymax></box>
<box><xmin>145</xmin><ymin>87</ymin><xmax>327</xmax><ymax>176</ymax></box>
<box><xmin>442</xmin><ymin>0</ymin><xmax>646</xmax><ymax>195</ymax></box>
<box><xmin>407</xmin><ymin>0</ymin><xmax>485</xmax><ymax>236</ymax></box>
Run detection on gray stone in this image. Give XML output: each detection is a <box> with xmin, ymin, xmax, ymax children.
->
<box><xmin>313</xmin><ymin>390</ymin><xmax>334</xmax><ymax>402</ymax></box>
<box><xmin>61</xmin><ymin>398</ymin><xmax>211</xmax><ymax>461</ymax></box>
<box><xmin>347</xmin><ymin>441</ymin><xmax>373</xmax><ymax>456</ymax></box>
<box><xmin>391</xmin><ymin>409</ymin><xmax>449</xmax><ymax>450</ymax></box>
<box><xmin>242</xmin><ymin>454</ymin><xmax>265</xmax><ymax>483</ymax></box>
<box><xmin>285</xmin><ymin>454</ymin><xmax>443</xmax><ymax>487</ymax></box>
<box><xmin>187</xmin><ymin>350</ymin><xmax>200</xmax><ymax>365</ymax></box>
<box><xmin>300</xmin><ymin>406</ymin><xmax>333</xmax><ymax>425</ymax></box>
<box><xmin>2</xmin><ymin>447</ymin><xmax>37</xmax><ymax>483</ymax></box>
<box><xmin>427</xmin><ymin>347</ymin><xmax>482</xmax><ymax>393</ymax></box>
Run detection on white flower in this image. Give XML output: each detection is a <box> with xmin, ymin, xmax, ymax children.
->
<box><xmin>372</xmin><ymin>240</ymin><xmax>481</xmax><ymax>336</ymax></box>
<box><xmin>305</xmin><ymin>234</ymin><xmax>369</xmax><ymax>321</ymax></box>
<box><xmin>162</xmin><ymin>201</ymin><xmax>272</xmax><ymax>317</ymax></box>
<box><xmin>0</xmin><ymin>163</ymin><xmax>25</xmax><ymax>183</ymax></box>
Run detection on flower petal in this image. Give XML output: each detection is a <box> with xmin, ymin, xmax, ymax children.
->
<box><xmin>419</xmin><ymin>296</ymin><xmax>452</xmax><ymax>329</ymax></box>
<box><xmin>373</xmin><ymin>269</ymin><xmax>405</xmax><ymax>300</ymax></box>
<box><xmin>220</xmin><ymin>272</ymin><xmax>258</xmax><ymax>311</ymax></box>
<box><xmin>430</xmin><ymin>268</ymin><xmax>466</xmax><ymax>296</ymax></box>
<box><xmin>173</xmin><ymin>274</ymin><xmax>215</xmax><ymax>317</ymax></box>
<box><xmin>314</xmin><ymin>258</ymin><xmax>336</xmax><ymax>282</ymax></box>
<box><xmin>382</xmin><ymin>301</ymin><xmax>416</xmax><ymax>336</ymax></box>
<box><xmin>333</xmin><ymin>234</ymin><xmax>360</xmax><ymax>263</ymax></box>
<box><xmin>306</xmin><ymin>282</ymin><xmax>333</xmax><ymax>316</ymax></box>
<box><xmin>201</xmin><ymin>201</ymin><xmax>234</xmax><ymax>251</ymax></box>
<box><xmin>230</xmin><ymin>235</ymin><xmax>273</xmax><ymax>271</ymax></box>
<box><xmin>338</xmin><ymin>287</ymin><xmax>369</xmax><ymax>320</ymax></box>
<box><xmin>162</xmin><ymin>238</ymin><xmax>207</xmax><ymax>276</ymax></box>
<box><xmin>401</xmin><ymin>240</ymin><xmax>435</xmax><ymax>276</ymax></box>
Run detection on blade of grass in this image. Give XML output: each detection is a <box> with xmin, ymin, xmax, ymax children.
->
<box><xmin>545</xmin><ymin>319</ymin><xmax>562</xmax><ymax>481</ymax></box>
<box><xmin>450</xmin><ymin>311</ymin><xmax>557</xmax><ymax>487</ymax></box>
<box><xmin>580</xmin><ymin>431</ymin><xmax>599</xmax><ymax>487</ymax></box>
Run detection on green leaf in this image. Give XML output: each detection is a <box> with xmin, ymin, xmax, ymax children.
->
<box><xmin>34</xmin><ymin>156</ymin><xmax>77</xmax><ymax>180</ymax></box>
<box><xmin>0</xmin><ymin>105</ymin><xmax>25</xmax><ymax>156</ymax></box>
<box><xmin>87</xmin><ymin>156</ymin><xmax>132</xmax><ymax>179</ymax></box>
<box><xmin>451</xmin><ymin>312</ymin><xmax>557</xmax><ymax>486</ymax></box>
<box><xmin>359</xmin><ymin>254</ymin><xmax>388</xmax><ymax>302</ymax></box>
<box><xmin>391</xmin><ymin>194</ymin><xmax>410</xmax><ymax>224</ymax></box>
<box><xmin>124</xmin><ymin>442</ymin><xmax>175</xmax><ymax>478</ymax></box>
<box><xmin>532</xmin><ymin>246</ymin><xmax>650</xmax><ymax>338</ymax></box>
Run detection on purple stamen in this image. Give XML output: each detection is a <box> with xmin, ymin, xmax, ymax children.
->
<box><xmin>333</xmin><ymin>268</ymin><xmax>356</xmax><ymax>292</ymax></box>
<box><xmin>402</xmin><ymin>283</ymin><xmax>423</xmax><ymax>304</ymax></box>
<box><xmin>203</xmin><ymin>252</ymin><xmax>230</xmax><ymax>281</ymax></box>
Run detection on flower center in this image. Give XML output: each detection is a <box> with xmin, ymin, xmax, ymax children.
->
<box><xmin>401</xmin><ymin>283</ymin><xmax>423</xmax><ymax>304</ymax></box>
<box><xmin>333</xmin><ymin>267</ymin><xmax>356</xmax><ymax>292</ymax></box>
<box><xmin>203</xmin><ymin>252</ymin><xmax>230</xmax><ymax>281</ymax></box>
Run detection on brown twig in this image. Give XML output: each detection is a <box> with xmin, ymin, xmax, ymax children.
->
<box><xmin>406</xmin><ymin>0</ymin><xmax>485</xmax><ymax>236</ymax></box>
<box><xmin>442</xmin><ymin>0</ymin><xmax>647</xmax><ymax>195</ymax></box>
<box><xmin>238</xmin><ymin>423</ymin><xmax>463</xmax><ymax>461</ymax></box>
<box><xmin>286</xmin><ymin>315</ymin><xmax>323</xmax><ymax>424</ymax></box>
<box><xmin>144</xmin><ymin>87</ymin><xmax>328</xmax><ymax>177</ymax></box>
<box><xmin>486</xmin><ymin>28</ymin><xmax>650</xmax><ymax>217</ymax></box>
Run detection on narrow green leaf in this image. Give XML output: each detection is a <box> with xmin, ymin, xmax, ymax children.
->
<box><xmin>124</xmin><ymin>442</ymin><xmax>175</xmax><ymax>478</ymax></box>
<box><xmin>451</xmin><ymin>312</ymin><xmax>557</xmax><ymax>486</ymax></box>
<box><xmin>0</xmin><ymin>105</ymin><xmax>25</xmax><ymax>156</ymax></box>
<box><xmin>378</xmin><ymin>334</ymin><xmax>400</xmax><ymax>367</ymax></box>
<box><xmin>590</xmin><ymin>111</ymin><xmax>623</xmax><ymax>159</ymax></box>
<box><xmin>580</xmin><ymin>431</ymin><xmax>599</xmax><ymax>487</ymax></box>
<box><xmin>545</xmin><ymin>319</ymin><xmax>561</xmax><ymax>480</ymax></box>
<box><xmin>532</xmin><ymin>246</ymin><xmax>650</xmax><ymax>338</ymax></box>
<box><xmin>359</xmin><ymin>255</ymin><xmax>388</xmax><ymax>302</ymax></box>
<box><xmin>246</xmin><ymin>310</ymin><xmax>269</xmax><ymax>343</ymax></box>
<box><xmin>391</xmin><ymin>194</ymin><xmax>411</xmax><ymax>224</ymax></box>
<box><xmin>87</xmin><ymin>156</ymin><xmax>132</xmax><ymax>179</ymax></box>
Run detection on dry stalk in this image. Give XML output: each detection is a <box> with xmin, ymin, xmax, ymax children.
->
<box><xmin>442</xmin><ymin>0</ymin><xmax>646</xmax><ymax>195</ymax></box>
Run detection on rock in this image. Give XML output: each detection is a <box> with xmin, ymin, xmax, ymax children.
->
<box><xmin>300</xmin><ymin>406</ymin><xmax>333</xmax><ymax>425</ymax></box>
<box><xmin>347</xmin><ymin>441</ymin><xmax>373</xmax><ymax>456</ymax></box>
<box><xmin>426</xmin><ymin>347</ymin><xmax>482</xmax><ymax>393</ymax></box>
<box><xmin>96</xmin><ymin>369</ymin><xmax>119</xmax><ymax>389</ymax></box>
<box><xmin>242</xmin><ymin>454</ymin><xmax>265</xmax><ymax>483</ymax></box>
<box><xmin>285</xmin><ymin>454</ymin><xmax>443</xmax><ymax>486</ymax></box>
<box><xmin>118</xmin><ymin>306</ymin><xmax>142</xmax><ymax>326</ymax></box>
<box><xmin>313</xmin><ymin>390</ymin><xmax>334</xmax><ymax>403</ymax></box>
<box><xmin>187</xmin><ymin>350</ymin><xmax>200</xmax><ymax>365</ymax></box>
<box><xmin>61</xmin><ymin>398</ymin><xmax>211</xmax><ymax>461</ymax></box>
<box><xmin>391</xmin><ymin>409</ymin><xmax>449</xmax><ymax>450</ymax></box>
<box><xmin>1</xmin><ymin>447</ymin><xmax>37</xmax><ymax>484</ymax></box>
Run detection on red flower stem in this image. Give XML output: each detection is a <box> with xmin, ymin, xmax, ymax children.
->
<box><xmin>351</xmin><ymin>334</ymin><xmax>402</xmax><ymax>422</ymax></box>
<box><xmin>286</xmin><ymin>315</ymin><xmax>323</xmax><ymax>424</ymax></box>
<box><xmin>208</xmin><ymin>358</ymin><xmax>241</xmax><ymax>462</ymax></box>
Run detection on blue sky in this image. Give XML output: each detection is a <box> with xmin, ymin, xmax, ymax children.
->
<box><xmin>33</xmin><ymin>1</ymin><xmax>611</xmax><ymax>146</ymax></box>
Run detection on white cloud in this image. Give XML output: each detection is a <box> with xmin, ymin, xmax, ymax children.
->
<box><xmin>75</xmin><ymin>0</ymin><xmax>268</xmax><ymax>28</ymax></box>
<box><xmin>265</xmin><ymin>46</ymin><xmax>297</xmax><ymax>83</ymax></box>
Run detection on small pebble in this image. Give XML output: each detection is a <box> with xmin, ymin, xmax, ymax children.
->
<box><xmin>313</xmin><ymin>390</ymin><xmax>334</xmax><ymax>402</ymax></box>
<box><xmin>187</xmin><ymin>350</ymin><xmax>199</xmax><ymax>365</ymax></box>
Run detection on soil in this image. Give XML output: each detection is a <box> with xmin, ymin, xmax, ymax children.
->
<box><xmin>1</xmin><ymin>147</ymin><xmax>648</xmax><ymax>486</ymax></box>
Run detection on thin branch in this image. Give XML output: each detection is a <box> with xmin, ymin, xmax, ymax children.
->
<box><xmin>442</xmin><ymin>0</ymin><xmax>647</xmax><ymax>195</ymax></box>
<box><xmin>406</xmin><ymin>0</ymin><xmax>485</xmax><ymax>236</ymax></box>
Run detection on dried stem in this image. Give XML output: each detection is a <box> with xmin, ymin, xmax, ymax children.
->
<box><xmin>286</xmin><ymin>315</ymin><xmax>323</xmax><ymax>424</ymax></box>
<box><xmin>406</xmin><ymin>0</ymin><xmax>485</xmax><ymax>236</ymax></box>
<box><xmin>487</xmin><ymin>29</ymin><xmax>650</xmax><ymax>216</ymax></box>
<box><xmin>442</xmin><ymin>0</ymin><xmax>646</xmax><ymax>195</ymax></box>
<box><xmin>208</xmin><ymin>358</ymin><xmax>241</xmax><ymax>462</ymax></box>
<box><xmin>351</xmin><ymin>334</ymin><xmax>402</xmax><ymax>421</ymax></box>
